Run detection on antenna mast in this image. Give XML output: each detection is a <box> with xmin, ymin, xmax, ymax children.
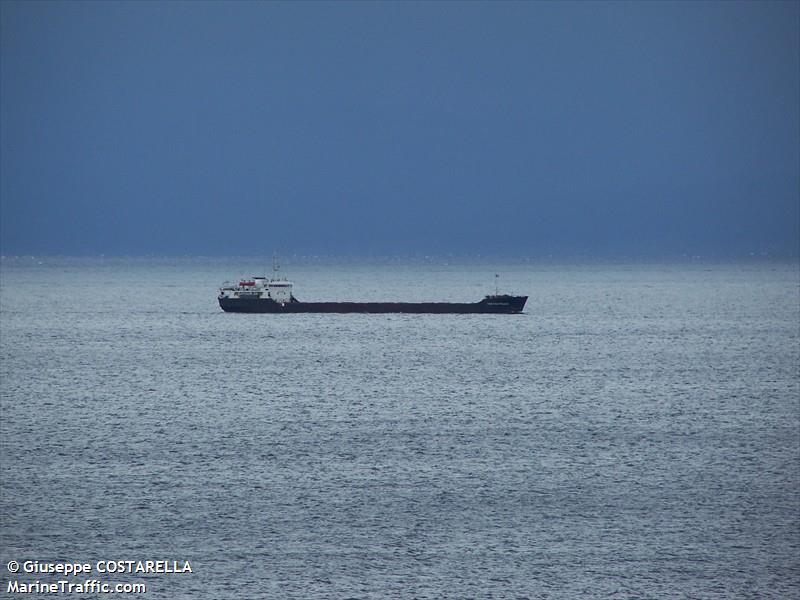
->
<box><xmin>272</xmin><ymin>254</ymin><xmax>280</xmax><ymax>279</ymax></box>
<box><xmin>495</xmin><ymin>273</ymin><xmax>499</xmax><ymax>296</ymax></box>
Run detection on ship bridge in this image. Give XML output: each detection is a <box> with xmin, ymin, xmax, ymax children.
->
<box><xmin>266</xmin><ymin>279</ymin><xmax>293</xmax><ymax>303</ymax></box>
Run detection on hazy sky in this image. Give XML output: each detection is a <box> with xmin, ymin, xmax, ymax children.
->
<box><xmin>1</xmin><ymin>1</ymin><xmax>798</xmax><ymax>256</ymax></box>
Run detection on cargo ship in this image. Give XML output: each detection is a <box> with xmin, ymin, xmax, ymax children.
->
<box><xmin>218</xmin><ymin>276</ymin><xmax>527</xmax><ymax>314</ymax></box>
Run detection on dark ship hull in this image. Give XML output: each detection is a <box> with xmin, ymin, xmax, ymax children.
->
<box><xmin>219</xmin><ymin>295</ymin><xmax>527</xmax><ymax>314</ymax></box>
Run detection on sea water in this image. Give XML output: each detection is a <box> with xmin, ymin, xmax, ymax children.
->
<box><xmin>1</xmin><ymin>256</ymin><xmax>798</xmax><ymax>599</ymax></box>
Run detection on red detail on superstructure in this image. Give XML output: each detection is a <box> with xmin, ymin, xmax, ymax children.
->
<box><xmin>239</xmin><ymin>281</ymin><xmax>256</xmax><ymax>287</ymax></box>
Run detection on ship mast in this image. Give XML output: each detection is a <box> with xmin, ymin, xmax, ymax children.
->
<box><xmin>272</xmin><ymin>254</ymin><xmax>280</xmax><ymax>280</ymax></box>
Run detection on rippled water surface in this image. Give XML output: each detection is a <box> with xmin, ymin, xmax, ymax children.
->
<box><xmin>1</xmin><ymin>257</ymin><xmax>798</xmax><ymax>598</ymax></box>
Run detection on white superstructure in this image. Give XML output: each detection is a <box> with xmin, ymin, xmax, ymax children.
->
<box><xmin>218</xmin><ymin>276</ymin><xmax>295</xmax><ymax>304</ymax></box>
